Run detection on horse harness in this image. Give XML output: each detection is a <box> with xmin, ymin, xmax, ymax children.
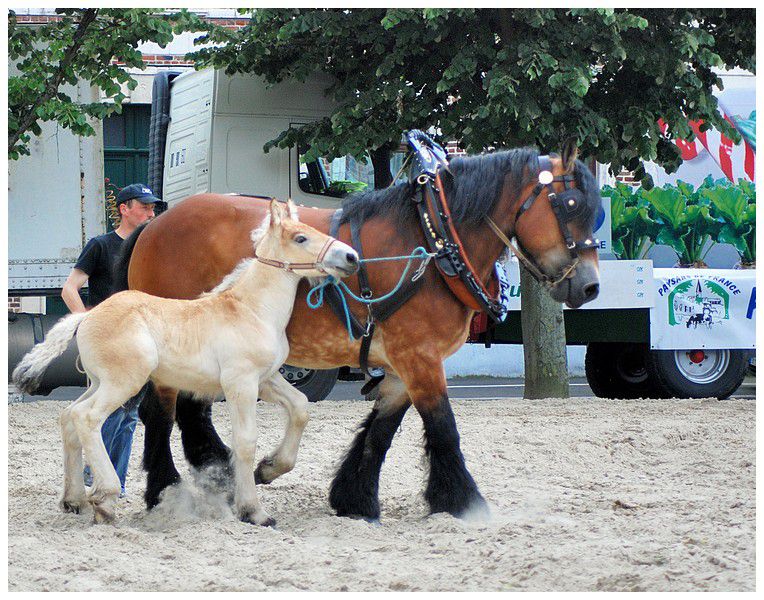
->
<box><xmin>319</xmin><ymin>132</ymin><xmax>599</xmax><ymax>392</ymax></box>
<box><xmin>487</xmin><ymin>154</ymin><xmax>600</xmax><ymax>288</ymax></box>
<box><xmin>323</xmin><ymin>209</ymin><xmax>424</xmax><ymax>393</ymax></box>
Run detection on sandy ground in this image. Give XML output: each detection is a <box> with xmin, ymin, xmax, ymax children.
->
<box><xmin>7</xmin><ymin>397</ymin><xmax>755</xmax><ymax>592</ymax></box>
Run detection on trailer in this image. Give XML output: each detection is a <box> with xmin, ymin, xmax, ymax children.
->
<box><xmin>469</xmin><ymin>259</ymin><xmax>755</xmax><ymax>400</ymax></box>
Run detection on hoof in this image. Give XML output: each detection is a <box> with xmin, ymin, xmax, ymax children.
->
<box><xmin>253</xmin><ymin>464</ymin><xmax>269</xmax><ymax>485</ymax></box>
<box><xmin>92</xmin><ymin>505</ymin><xmax>116</xmax><ymax>524</ymax></box>
<box><xmin>60</xmin><ymin>499</ymin><xmax>83</xmax><ymax>514</ymax></box>
<box><xmin>259</xmin><ymin>516</ymin><xmax>277</xmax><ymax>528</ymax></box>
<box><xmin>239</xmin><ymin>510</ymin><xmax>276</xmax><ymax>528</ymax></box>
<box><xmin>430</xmin><ymin>492</ymin><xmax>490</xmax><ymax>520</ymax></box>
<box><xmin>254</xmin><ymin>458</ymin><xmax>275</xmax><ymax>485</ymax></box>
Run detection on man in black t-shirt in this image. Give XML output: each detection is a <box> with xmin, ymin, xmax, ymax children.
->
<box><xmin>61</xmin><ymin>183</ymin><xmax>158</xmax><ymax>495</ymax></box>
<box><xmin>63</xmin><ymin>184</ymin><xmax>157</xmax><ymax>310</ymax></box>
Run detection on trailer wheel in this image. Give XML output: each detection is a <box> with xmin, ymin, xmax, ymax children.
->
<box><xmin>645</xmin><ymin>349</ymin><xmax>749</xmax><ymax>399</ymax></box>
<box><xmin>585</xmin><ymin>342</ymin><xmax>659</xmax><ymax>399</ymax></box>
<box><xmin>279</xmin><ymin>365</ymin><xmax>338</xmax><ymax>402</ymax></box>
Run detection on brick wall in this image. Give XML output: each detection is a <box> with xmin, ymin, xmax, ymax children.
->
<box><xmin>8</xmin><ymin>298</ymin><xmax>22</xmax><ymax>313</ymax></box>
<box><xmin>615</xmin><ymin>171</ymin><xmax>640</xmax><ymax>186</ymax></box>
<box><xmin>445</xmin><ymin>141</ymin><xmax>467</xmax><ymax>156</ymax></box>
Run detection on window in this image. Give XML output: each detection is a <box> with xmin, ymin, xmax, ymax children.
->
<box><xmin>297</xmin><ymin>146</ymin><xmax>407</xmax><ymax>198</ymax></box>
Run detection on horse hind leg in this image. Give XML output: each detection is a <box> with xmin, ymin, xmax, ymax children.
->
<box><xmin>175</xmin><ymin>391</ymin><xmax>231</xmax><ymax>475</ymax></box>
<box><xmin>329</xmin><ymin>374</ymin><xmax>410</xmax><ymax>521</ymax></box>
<box><xmin>71</xmin><ymin>380</ymin><xmax>144</xmax><ymax>523</ymax></box>
<box><xmin>140</xmin><ymin>384</ymin><xmax>182</xmax><ymax>509</ymax></box>
<box><xmin>254</xmin><ymin>374</ymin><xmax>309</xmax><ymax>485</ymax></box>
<box><xmin>59</xmin><ymin>378</ymin><xmax>99</xmax><ymax>514</ymax></box>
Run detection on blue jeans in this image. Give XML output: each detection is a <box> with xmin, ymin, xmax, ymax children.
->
<box><xmin>84</xmin><ymin>385</ymin><xmax>146</xmax><ymax>493</ymax></box>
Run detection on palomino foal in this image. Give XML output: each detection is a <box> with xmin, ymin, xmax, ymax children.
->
<box><xmin>13</xmin><ymin>199</ymin><xmax>358</xmax><ymax>526</ymax></box>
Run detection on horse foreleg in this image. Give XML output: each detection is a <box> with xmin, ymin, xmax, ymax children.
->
<box><xmin>254</xmin><ymin>374</ymin><xmax>309</xmax><ymax>484</ymax></box>
<box><xmin>329</xmin><ymin>374</ymin><xmax>410</xmax><ymax>520</ymax></box>
<box><xmin>221</xmin><ymin>372</ymin><xmax>274</xmax><ymax>527</ymax></box>
<box><xmin>139</xmin><ymin>384</ymin><xmax>181</xmax><ymax>509</ymax></box>
<box><xmin>399</xmin><ymin>360</ymin><xmax>488</xmax><ymax>518</ymax></box>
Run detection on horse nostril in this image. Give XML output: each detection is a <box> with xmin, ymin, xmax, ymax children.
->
<box><xmin>346</xmin><ymin>253</ymin><xmax>357</xmax><ymax>263</ymax></box>
<box><xmin>584</xmin><ymin>282</ymin><xmax>599</xmax><ymax>300</ymax></box>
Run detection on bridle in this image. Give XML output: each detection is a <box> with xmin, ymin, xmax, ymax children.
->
<box><xmin>254</xmin><ymin>235</ymin><xmax>339</xmax><ymax>273</ymax></box>
<box><xmin>487</xmin><ymin>155</ymin><xmax>600</xmax><ymax>288</ymax></box>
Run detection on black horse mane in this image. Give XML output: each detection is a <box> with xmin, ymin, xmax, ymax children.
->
<box><xmin>340</xmin><ymin>148</ymin><xmax>600</xmax><ymax>229</ymax></box>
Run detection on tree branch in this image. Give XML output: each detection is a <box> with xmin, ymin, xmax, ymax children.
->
<box><xmin>8</xmin><ymin>8</ymin><xmax>98</xmax><ymax>154</ymax></box>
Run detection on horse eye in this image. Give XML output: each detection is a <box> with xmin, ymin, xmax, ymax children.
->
<box><xmin>294</xmin><ymin>235</ymin><xmax>307</xmax><ymax>244</ymax></box>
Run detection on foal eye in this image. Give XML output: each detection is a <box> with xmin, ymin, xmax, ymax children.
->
<box><xmin>294</xmin><ymin>235</ymin><xmax>307</xmax><ymax>244</ymax></box>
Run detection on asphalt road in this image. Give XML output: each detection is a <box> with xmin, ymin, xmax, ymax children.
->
<box><xmin>326</xmin><ymin>375</ymin><xmax>757</xmax><ymax>401</ymax></box>
<box><xmin>11</xmin><ymin>375</ymin><xmax>755</xmax><ymax>404</ymax></box>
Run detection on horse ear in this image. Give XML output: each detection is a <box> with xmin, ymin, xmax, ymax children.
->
<box><xmin>269</xmin><ymin>199</ymin><xmax>283</xmax><ymax>228</ymax></box>
<box><xmin>286</xmin><ymin>198</ymin><xmax>299</xmax><ymax>221</ymax></box>
<box><xmin>561</xmin><ymin>137</ymin><xmax>579</xmax><ymax>174</ymax></box>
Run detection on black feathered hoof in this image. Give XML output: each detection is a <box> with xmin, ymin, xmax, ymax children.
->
<box><xmin>145</xmin><ymin>477</ymin><xmax>181</xmax><ymax>511</ymax></box>
<box><xmin>329</xmin><ymin>480</ymin><xmax>380</xmax><ymax>521</ymax></box>
<box><xmin>427</xmin><ymin>487</ymin><xmax>489</xmax><ymax>519</ymax></box>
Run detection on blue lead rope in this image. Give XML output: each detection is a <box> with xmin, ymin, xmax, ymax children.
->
<box><xmin>306</xmin><ymin>246</ymin><xmax>434</xmax><ymax>341</ymax></box>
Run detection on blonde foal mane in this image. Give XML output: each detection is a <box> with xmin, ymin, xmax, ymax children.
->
<box><xmin>201</xmin><ymin>213</ymin><xmax>272</xmax><ymax>298</ymax></box>
<box><xmin>202</xmin><ymin>258</ymin><xmax>256</xmax><ymax>297</ymax></box>
<box><xmin>200</xmin><ymin>200</ymin><xmax>302</xmax><ymax>298</ymax></box>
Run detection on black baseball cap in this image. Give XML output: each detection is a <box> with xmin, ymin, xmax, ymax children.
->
<box><xmin>116</xmin><ymin>183</ymin><xmax>160</xmax><ymax>205</ymax></box>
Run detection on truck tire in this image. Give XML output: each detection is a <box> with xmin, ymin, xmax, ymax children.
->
<box><xmin>585</xmin><ymin>342</ymin><xmax>660</xmax><ymax>399</ymax></box>
<box><xmin>279</xmin><ymin>365</ymin><xmax>338</xmax><ymax>402</ymax></box>
<box><xmin>646</xmin><ymin>349</ymin><xmax>749</xmax><ymax>400</ymax></box>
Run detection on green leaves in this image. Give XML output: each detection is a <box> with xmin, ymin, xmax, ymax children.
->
<box><xmin>178</xmin><ymin>8</ymin><xmax>754</xmax><ymax>179</ymax></box>
<box><xmin>8</xmin><ymin>8</ymin><xmax>209</xmax><ymax>159</ymax></box>
<box><xmin>605</xmin><ymin>179</ymin><xmax>755</xmax><ymax>264</ymax></box>
<box><xmin>701</xmin><ymin>183</ymin><xmax>756</xmax><ymax>262</ymax></box>
<box><xmin>701</xmin><ymin>186</ymin><xmax>747</xmax><ymax>228</ymax></box>
<box><xmin>603</xmin><ymin>183</ymin><xmax>657</xmax><ymax>259</ymax></box>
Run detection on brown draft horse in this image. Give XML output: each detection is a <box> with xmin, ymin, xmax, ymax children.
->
<box><xmin>115</xmin><ymin>144</ymin><xmax>603</xmax><ymax>520</ymax></box>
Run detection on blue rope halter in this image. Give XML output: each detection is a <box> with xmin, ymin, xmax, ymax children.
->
<box><xmin>306</xmin><ymin>246</ymin><xmax>434</xmax><ymax>340</ymax></box>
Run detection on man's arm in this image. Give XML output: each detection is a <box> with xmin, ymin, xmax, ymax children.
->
<box><xmin>61</xmin><ymin>268</ymin><xmax>89</xmax><ymax>313</ymax></box>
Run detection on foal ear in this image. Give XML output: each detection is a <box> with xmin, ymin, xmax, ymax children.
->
<box><xmin>561</xmin><ymin>137</ymin><xmax>579</xmax><ymax>174</ymax></box>
<box><xmin>286</xmin><ymin>198</ymin><xmax>299</xmax><ymax>222</ymax></box>
<box><xmin>269</xmin><ymin>199</ymin><xmax>284</xmax><ymax>228</ymax></box>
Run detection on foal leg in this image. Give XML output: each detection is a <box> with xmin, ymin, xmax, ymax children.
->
<box><xmin>221</xmin><ymin>373</ymin><xmax>273</xmax><ymax>527</ymax></box>
<box><xmin>71</xmin><ymin>382</ymin><xmax>141</xmax><ymax>523</ymax></box>
<box><xmin>60</xmin><ymin>379</ymin><xmax>99</xmax><ymax>513</ymax></box>
<box><xmin>254</xmin><ymin>374</ymin><xmax>309</xmax><ymax>485</ymax></box>
<box><xmin>139</xmin><ymin>384</ymin><xmax>182</xmax><ymax>509</ymax></box>
<box><xmin>329</xmin><ymin>374</ymin><xmax>410</xmax><ymax>520</ymax></box>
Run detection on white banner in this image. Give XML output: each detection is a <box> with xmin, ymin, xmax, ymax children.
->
<box><xmin>498</xmin><ymin>259</ymin><xmax>653</xmax><ymax>311</ymax></box>
<box><xmin>650</xmin><ymin>268</ymin><xmax>756</xmax><ymax>349</ymax></box>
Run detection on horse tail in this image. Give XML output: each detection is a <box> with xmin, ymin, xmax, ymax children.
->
<box><xmin>112</xmin><ymin>221</ymin><xmax>149</xmax><ymax>293</ymax></box>
<box><xmin>12</xmin><ymin>312</ymin><xmax>89</xmax><ymax>395</ymax></box>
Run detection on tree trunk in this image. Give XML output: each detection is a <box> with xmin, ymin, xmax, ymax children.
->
<box><xmin>369</xmin><ymin>144</ymin><xmax>392</xmax><ymax>189</ymax></box>
<box><xmin>520</xmin><ymin>265</ymin><xmax>570</xmax><ymax>399</ymax></box>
